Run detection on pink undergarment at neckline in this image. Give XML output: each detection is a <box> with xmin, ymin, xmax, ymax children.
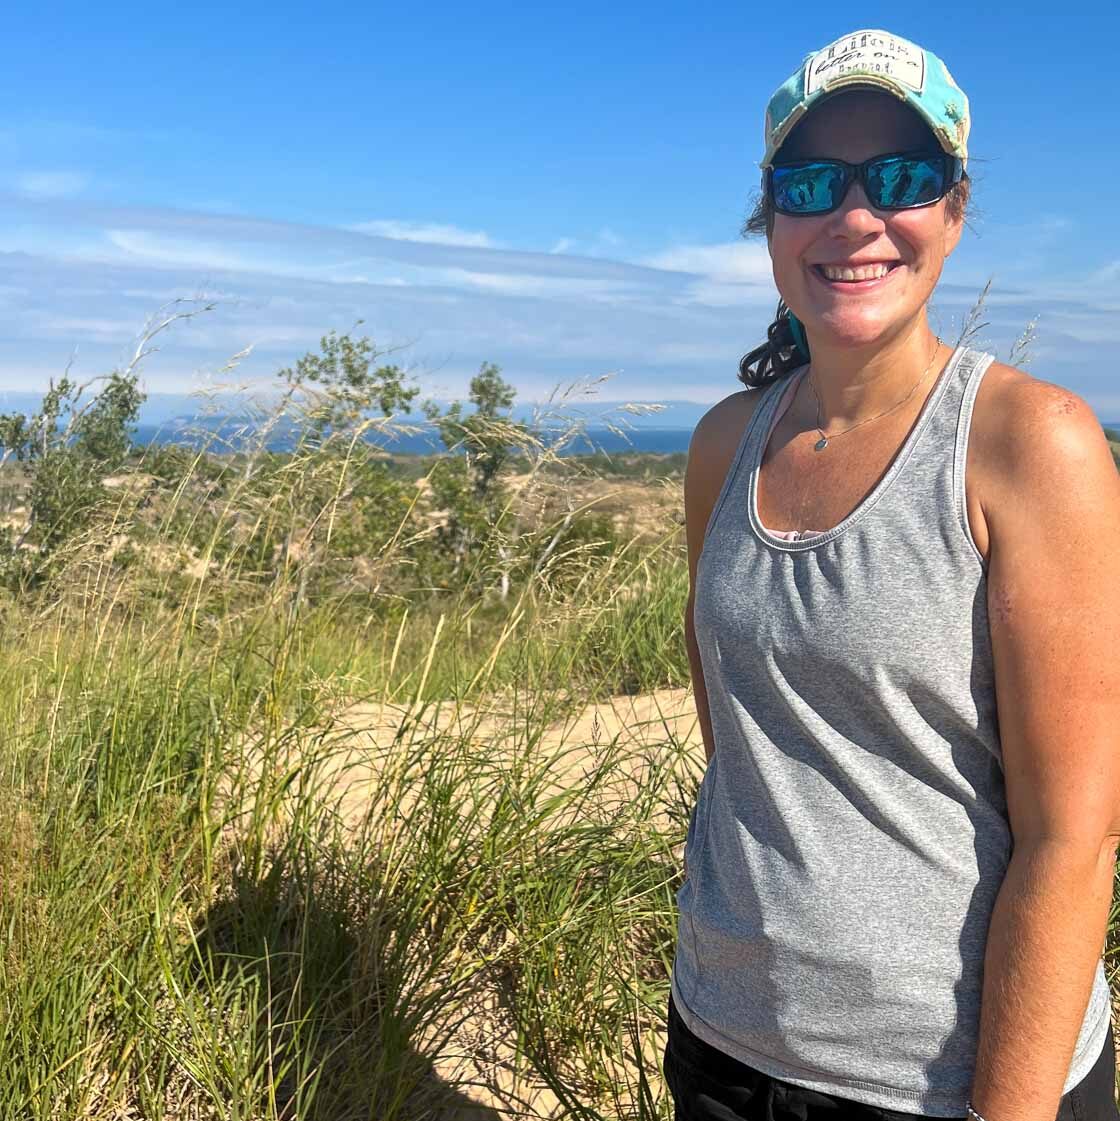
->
<box><xmin>760</xmin><ymin>373</ymin><xmax>825</xmax><ymax>542</ymax></box>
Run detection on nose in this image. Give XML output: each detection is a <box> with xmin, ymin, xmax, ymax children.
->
<box><xmin>826</xmin><ymin>178</ymin><xmax>887</xmax><ymax>238</ymax></box>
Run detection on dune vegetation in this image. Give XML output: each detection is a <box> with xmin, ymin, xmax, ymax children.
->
<box><xmin>1</xmin><ymin>295</ymin><xmax>1116</xmax><ymax>1119</ymax></box>
<box><xmin>0</xmin><ymin>305</ymin><xmax>700</xmax><ymax>1121</ymax></box>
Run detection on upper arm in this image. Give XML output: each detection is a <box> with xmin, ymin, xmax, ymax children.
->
<box><xmin>982</xmin><ymin>375</ymin><xmax>1120</xmax><ymax>851</ymax></box>
<box><xmin>684</xmin><ymin>391</ymin><xmax>758</xmax><ymax>610</ymax></box>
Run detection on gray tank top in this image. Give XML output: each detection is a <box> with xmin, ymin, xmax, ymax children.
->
<box><xmin>671</xmin><ymin>343</ymin><xmax>1112</xmax><ymax>1116</ymax></box>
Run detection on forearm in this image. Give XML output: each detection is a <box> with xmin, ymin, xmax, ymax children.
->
<box><xmin>970</xmin><ymin>840</ymin><xmax>1118</xmax><ymax>1121</ymax></box>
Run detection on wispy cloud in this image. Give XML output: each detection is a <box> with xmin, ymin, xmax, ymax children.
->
<box><xmin>0</xmin><ymin>195</ymin><xmax>1115</xmax><ymax>412</ymax></box>
<box><xmin>1090</xmin><ymin>260</ymin><xmax>1120</xmax><ymax>284</ymax></box>
<box><xmin>14</xmin><ymin>170</ymin><xmax>89</xmax><ymax>199</ymax></box>
<box><xmin>436</xmin><ymin>267</ymin><xmax>648</xmax><ymax>302</ymax></box>
<box><xmin>640</xmin><ymin>241</ymin><xmax>775</xmax><ymax>308</ymax></box>
<box><xmin>349</xmin><ymin>219</ymin><xmax>497</xmax><ymax>248</ymax></box>
<box><xmin>106</xmin><ymin>229</ymin><xmax>258</xmax><ymax>272</ymax></box>
<box><xmin>641</xmin><ymin>242</ymin><xmax>772</xmax><ymax>284</ymax></box>
<box><xmin>545</xmin><ymin>227</ymin><xmax>626</xmax><ymax>259</ymax></box>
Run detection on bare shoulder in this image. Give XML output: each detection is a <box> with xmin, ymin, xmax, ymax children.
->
<box><xmin>683</xmin><ymin>386</ymin><xmax>765</xmax><ymax>579</ymax></box>
<box><xmin>689</xmin><ymin>387</ymin><xmax>763</xmax><ymax>469</ymax></box>
<box><xmin>972</xmin><ymin>360</ymin><xmax>1110</xmax><ymax>474</ymax></box>
<box><xmin>686</xmin><ymin>387</ymin><xmax>765</xmax><ymax>506</ymax></box>
<box><xmin>969</xmin><ymin>360</ymin><xmax>1119</xmax><ymax>542</ymax></box>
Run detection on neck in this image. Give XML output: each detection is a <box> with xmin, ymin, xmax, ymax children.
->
<box><xmin>798</xmin><ymin>319</ymin><xmax>946</xmax><ymax>429</ymax></box>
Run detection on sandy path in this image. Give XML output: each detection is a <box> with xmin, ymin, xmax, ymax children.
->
<box><xmin>335</xmin><ymin>688</ymin><xmax>703</xmax><ymax>1116</ymax></box>
<box><xmin>216</xmin><ymin>687</ymin><xmax>704</xmax><ymax>1119</ymax></box>
<box><xmin>318</xmin><ymin>686</ymin><xmax>705</xmax><ymax>833</ymax></box>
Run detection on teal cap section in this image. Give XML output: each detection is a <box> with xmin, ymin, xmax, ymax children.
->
<box><xmin>761</xmin><ymin>29</ymin><xmax>970</xmax><ymax>169</ymax></box>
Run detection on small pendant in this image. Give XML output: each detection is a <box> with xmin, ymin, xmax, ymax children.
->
<box><xmin>814</xmin><ymin>436</ymin><xmax>829</xmax><ymax>451</ymax></box>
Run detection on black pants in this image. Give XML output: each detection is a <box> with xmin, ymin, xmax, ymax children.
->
<box><xmin>664</xmin><ymin>995</ymin><xmax>1120</xmax><ymax>1120</ymax></box>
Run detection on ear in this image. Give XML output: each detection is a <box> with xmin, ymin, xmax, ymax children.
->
<box><xmin>943</xmin><ymin>201</ymin><xmax>964</xmax><ymax>259</ymax></box>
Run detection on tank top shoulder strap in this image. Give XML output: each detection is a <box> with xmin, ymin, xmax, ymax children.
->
<box><xmin>916</xmin><ymin>344</ymin><xmax>996</xmax><ymax>451</ymax></box>
<box><xmin>703</xmin><ymin>369</ymin><xmax>804</xmax><ymax>544</ymax></box>
<box><xmin>869</xmin><ymin>343</ymin><xmax>997</xmax><ymax>559</ymax></box>
<box><xmin>850</xmin><ymin>342</ymin><xmax>996</xmax><ymax>499</ymax></box>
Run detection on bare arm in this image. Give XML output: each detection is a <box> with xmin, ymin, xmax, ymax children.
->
<box><xmin>685</xmin><ymin>602</ymin><xmax>716</xmax><ymax>765</ymax></box>
<box><xmin>968</xmin><ymin>378</ymin><xmax>1120</xmax><ymax>1121</ymax></box>
<box><xmin>683</xmin><ymin>390</ymin><xmax>758</xmax><ymax>766</ymax></box>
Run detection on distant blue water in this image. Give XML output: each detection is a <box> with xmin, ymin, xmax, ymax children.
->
<box><xmin>100</xmin><ymin>414</ymin><xmax>1120</xmax><ymax>459</ymax></box>
<box><xmin>130</xmin><ymin>423</ymin><xmax>695</xmax><ymax>456</ymax></box>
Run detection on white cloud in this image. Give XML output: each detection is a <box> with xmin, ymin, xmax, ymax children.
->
<box><xmin>636</xmin><ymin>241</ymin><xmax>776</xmax><ymax>308</ymax></box>
<box><xmin>0</xmin><ymin>195</ymin><xmax>1115</xmax><ymax>406</ymax></box>
<box><xmin>1090</xmin><ymin>260</ymin><xmax>1120</xmax><ymax>284</ymax></box>
<box><xmin>96</xmin><ymin>231</ymin><xmax>417</xmax><ymax>290</ymax></box>
<box><xmin>641</xmin><ymin>241</ymin><xmax>772</xmax><ymax>284</ymax></box>
<box><xmin>107</xmin><ymin>229</ymin><xmax>255</xmax><ymax>272</ymax></box>
<box><xmin>441</xmin><ymin>267</ymin><xmax>639</xmax><ymax>302</ymax></box>
<box><xmin>350</xmin><ymin>219</ymin><xmax>496</xmax><ymax>248</ymax></box>
<box><xmin>542</xmin><ymin>229</ymin><xmax>626</xmax><ymax>259</ymax></box>
<box><xmin>14</xmin><ymin>170</ymin><xmax>89</xmax><ymax>199</ymax></box>
<box><xmin>27</xmin><ymin>314</ymin><xmax>138</xmax><ymax>342</ymax></box>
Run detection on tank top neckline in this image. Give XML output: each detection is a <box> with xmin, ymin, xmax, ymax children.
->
<box><xmin>758</xmin><ymin>376</ymin><xmax>826</xmax><ymax>542</ymax></box>
<box><xmin>747</xmin><ymin>341</ymin><xmax>969</xmax><ymax>553</ymax></box>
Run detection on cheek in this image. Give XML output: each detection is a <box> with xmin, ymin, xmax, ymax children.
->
<box><xmin>769</xmin><ymin>218</ymin><xmax>820</xmax><ymax>278</ymax></box>
<box><xmin>890</xmin><ymin>212</ymin><xmax>945</xmax><ymax>262</ymax></box>
<box><xmin>771</xmin><ymin>215</ymin><xmax>816</xmax><ymax>254</ymax></box>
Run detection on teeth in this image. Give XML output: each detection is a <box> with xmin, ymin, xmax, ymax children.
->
<box><xmin>820</xmin><ymin>263</ymin><xmax>894</xmax><ymax>281</ymax></box>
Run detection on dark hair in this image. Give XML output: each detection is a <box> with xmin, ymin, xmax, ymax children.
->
<box><xmin>736</xmin><ymin>170</ymin><xmax>972</xmax><ymax>390</ymax></box>
<box><xmin>737</xmin><ymin>298</ymin><xmax>807</xmax><ymax>389</ymax></box>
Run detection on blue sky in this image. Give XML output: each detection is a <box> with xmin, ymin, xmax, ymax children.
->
<box><xmin>2</xmin><ymin>1</ymin><xmax>1118</xmax><ymax>414</ymax></box>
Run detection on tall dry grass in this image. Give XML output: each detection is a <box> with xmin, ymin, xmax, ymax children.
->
<box><xmin>0</xmin><ymin>351</ymin><xmax>697</xmax><ymax>1120</ymax></box>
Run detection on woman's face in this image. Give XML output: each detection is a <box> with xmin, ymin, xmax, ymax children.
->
<box><xmin>768</xmin><ymin>89</ymin><xmax>963</xmax><ymax>350</ymax></box>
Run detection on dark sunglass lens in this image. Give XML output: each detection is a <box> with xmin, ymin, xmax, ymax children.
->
<box><xmin>867</xmin><ymin>155</ymin><xmax>946</xmax><ymax>208</ymax></box>
<box><xmin>772</xmin><ymin>162</ymin><xmax>846</xmax><ymax>214</ymax></box>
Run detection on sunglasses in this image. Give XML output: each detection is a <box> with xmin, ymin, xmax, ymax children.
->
<box><xmin>765</xmin><ymin>150</ymin><xmax>964</xmax><ymax>216</ymax></box>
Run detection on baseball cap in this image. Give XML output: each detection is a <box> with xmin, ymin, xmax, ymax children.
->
<box><xmin>761</xmin><ymin>29</ymin><xmax>970</xmax><ymax>169</ymax></box>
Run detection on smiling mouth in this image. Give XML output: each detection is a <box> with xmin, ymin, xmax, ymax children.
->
<box><xmin>812</xmin><ymin>262</ymin><xmax>903</xmax><ymax>285</ymax></box>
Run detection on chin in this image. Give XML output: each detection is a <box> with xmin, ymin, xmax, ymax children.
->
<box><xmin>807</xmin><ymin>309</ymin><xmax>898</xmax><ymax>349</ymax></box>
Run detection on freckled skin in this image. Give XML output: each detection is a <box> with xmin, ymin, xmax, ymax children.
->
<box><xmin>1042</xmin><ymin>387</ymin><xmax>1080</xmax><ymax>417</ymax></box>
<box><xmin>990</xmin><ymin>585</ymin><xmax>1013</xmax><ymax>627</ymax></box>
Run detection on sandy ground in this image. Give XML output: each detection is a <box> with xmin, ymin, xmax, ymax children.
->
<box><xmin>318</xmin><ymin>686</ymin><xmax>703</xmax><ymax>833</ymax></box>
<box><xmin>217</xmin><ymin>687</ymin><xmax>703</xmax><ymax>1118</ymax></box>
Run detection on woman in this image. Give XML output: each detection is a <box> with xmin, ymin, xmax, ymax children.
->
<box><xmin>666</xmin><ymin>28</ymin><xmax>1120</xmax><ymax>1121</ymax></box>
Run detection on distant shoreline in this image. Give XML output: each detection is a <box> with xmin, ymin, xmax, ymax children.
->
<box><xmin>128</xmin><ymin>424</ymin><xmax>698</xmax><ymax>456</ymax></box>
<box><xmin>128</xmin><ymin>419</ymin><xmax>1120</xmax><ymax>458</ymax></box>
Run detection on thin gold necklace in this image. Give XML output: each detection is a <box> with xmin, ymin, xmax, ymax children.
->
<box><xmin>806</xmin><ymin>339</ymin><xmax>943</xmax><ymax>452</ymax></box>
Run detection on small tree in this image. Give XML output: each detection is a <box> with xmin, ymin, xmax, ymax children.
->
<box><xmin>277</xmin><ymin>325</ymin><xmax>419</xmax><ymax>444</ymax></box>
<box><xmin>0</xmin><ymin>298</ymin><xmax>211</xmax><ymax>590</ymax></box>
<box><xmin>422</xmin><ymin>362</ymin><xmax>531</xmax><ymax>593</ymax></box>
<box><xmin>423</xmin><ymin>362</ymin><xmax>529</xmax><ymax>498</ymax></box>
<box><xmin>0</xmin><ymin>368</ymin><xmax>145</xmax><ymax>582</ymax></box>
<box><xmin>232</xmin><ymin>327</ymin><xmax>425</xmax><ymax>606</ymax></box>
